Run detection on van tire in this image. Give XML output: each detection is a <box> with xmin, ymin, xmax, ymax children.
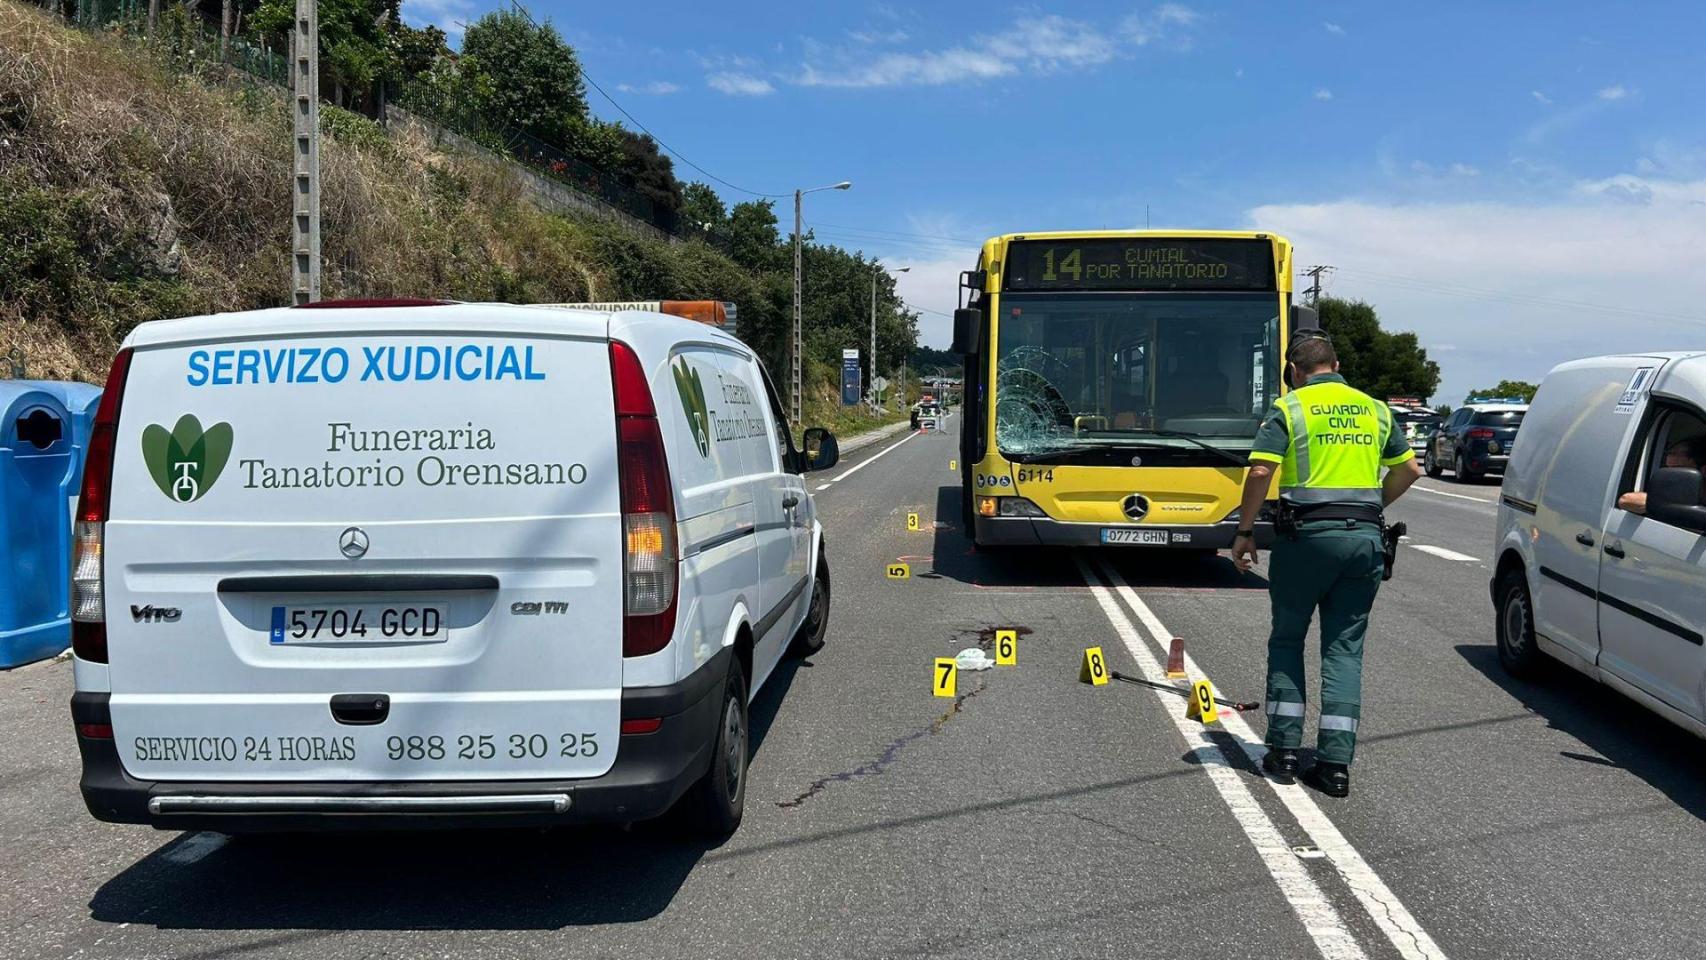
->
<box><xmin>1495</xmin><ymin>568</ymin><xmax>1544</xmax><ymax>679</ymax></box>
<box><xmin>1424</xmin><ymin>449</ymin><xmax>1443</xmax><ymax>478</ymax></box>
<box><xmin>791</xmin><ymin>558</ymin><xmax>830</xmax><ymax>657</ymax></box>
<box><xmin>680</xmin><ymin>657</ymin><xmax>749</xmax><ymax>840</ymax></box>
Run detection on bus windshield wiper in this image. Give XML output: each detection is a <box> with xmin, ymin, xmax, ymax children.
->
<box><xmin>1110</xmin><ymin>429</ymin><xmax>1252</xmax><ymax>468</ymax></box>
<box><xmin>1006</xmin><ymin>436</ymin><xmax>1248</xmax><ymax>468</ymax></box>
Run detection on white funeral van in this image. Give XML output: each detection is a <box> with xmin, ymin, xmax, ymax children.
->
<box><xmin>1492</xmin><ymin>351</ymin><xmax>1706</xmax><ymax>738</ymax></box>
<box><xmin>69</xmin><ymin>299</ymin><xmax>839</xmax><ymax>836</ymax></box>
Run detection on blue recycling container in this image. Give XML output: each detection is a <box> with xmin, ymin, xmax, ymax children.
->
<box><xmin>0</xmin><ymin>382</ymin><xmax>89</xmax><ymax>667</ymax></box>
<box><xmin>25</xmin><ymin>381</ymin><xmax>102</xmax><ymax>496</ymax></box>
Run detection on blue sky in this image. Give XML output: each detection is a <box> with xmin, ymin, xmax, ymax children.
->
<box><xmin>402</xmin><ymin>1</ymin><xmax>1706</xmax><ymax>404</ymax></box>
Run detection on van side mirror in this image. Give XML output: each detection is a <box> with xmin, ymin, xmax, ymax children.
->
<box><xmin>952</xmin><ymin>308</ymin><xmax>982</xmax><ymax>355</ymax></box>
<box><xmin>1293</xmin><ymin>304</ymin><xmax>1319</xmax><ymax>332</ymax></box>
<box><xmin>1646</xmin><ymin>467</ymin><xmax>1706</xmax><ymax>532</ymax></box>
<box><xmin>802</xmin><ymin>427</ymin><xmax>839</xmax><ymax>473</ymax></box>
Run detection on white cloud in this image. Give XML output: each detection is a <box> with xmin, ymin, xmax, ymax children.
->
<box><xmin>707</xmin><ymin>72</ymin><xmax>776</xmax><ymax>96</ymax></box>
<box><xmin>1314</xmin><ymin>87</ymin><xmax>1334</xmax><ymax>101</ymax></box>
<box><xmin>1324</xmin><ymin>22</ymin><xmax>1345</xmax><ymax>35</ymax></box>
<box><xmin>400</xmin><ymin>0</ymin><xmax>475</xmax><ymax>40</ymax></box>
<box><xmin>849</xmin><ymin>28</ymin><xmax>910</xmax><ymax>45</ymax></box>
<box><xmin>1531</xmin><ymin>90</ymin><xmax>1552</xmax><ymax>105</ymax></box>
<box><xmin>894</xmin><ymin>255</ymin><xmax>976</xmax><ymax>348</ymax></box>
<box><xmin>1597</xmin><ymin>84</ymin><xmax>1628</xmax><ymax>100</ymax></box>
<box><xmin>1248</xmin><ymin>177</ymin><xmax>1706</xmax><ymax>404</ymax></box>
<box><xmin>794</xmin><ymin>6</ymin><xmax>1196</xmax><ymax>88</ymax></box>
<box><xmin>616</xmin><ymin>81</ymin><xmax>680</xmax><ymax>95</ymax></box>
<box><xmin>1448</xmin><ymin>163</ymin><xmax>1480</xmax><ymax>177</ymax></box>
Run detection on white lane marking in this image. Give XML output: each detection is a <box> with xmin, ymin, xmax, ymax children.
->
<box><xmin>1412</xmin><ymin>484</ymin><xmax>1496</xmax><ymax>504</ymax></box>
<box><xmin>1074</xmin><ymin>556</ymin><xmax>1367</xmax><ymax>960</ymax></box>
<box><xmin>1410</xmin><ymin>544</ymin><xmax>1479</xmax><ymax>563</ymax></box>
<box><xmin>815</xmin><ymin>483</ymin><xmax>832</xmax><ymax>491</ymax></box>
<box><xmin>829</xmin><ymin>429</ymin><xmax>920</xmax><ymax>483</ymax></box>
<box><xmin>1096</xmin><ymin>559</ymin><xmax>1449</xmax><ymax>960</ymax></box>
<box><xmin>160</xmin><ymin>831</ymin><xmax>228</xmax><ymax>865</ymax></box>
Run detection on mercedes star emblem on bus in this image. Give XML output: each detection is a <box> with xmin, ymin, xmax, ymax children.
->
<box><xmin>338</xmin><ymin>526</ymin><xmax>370</xmax><ymax>559</ymax></box>
<box><xmin>1121</xmin><ymin>494</ymin><xmax>1151</xmax><ymax>521</ymax></box>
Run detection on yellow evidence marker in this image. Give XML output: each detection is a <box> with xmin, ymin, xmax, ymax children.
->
<box><xmin>949</xmin><ymin>460</ymin><xmax>957</xmax><ymax>471</ymax></box>
<box><xmin>886</xmin><ymin>561</ymin><xmax>911</xmax><ymax>580</ymax></box>
<box><xmin>934</xmin><ymin>657</ymin><xmax>957</xmax><ymax>698</ymax></box>
<box><xmin>994</xmin><ymin>629</ymin><xmax>1017</xmax><ymax>666</ymax></box>
<box><xmin>1079</xmin><ymin>646</ymin><xmax>1108</xmax><ymax>685</ymax></box>
<box><xmin>906</xmin><ymin>512</ymin><xmax>921</xmax><ymax>531</ymax></box>
<box><xmin>1185</xmin><ymin>679</ymin><xmax>1219</xmax><ymax>724</ymax></box>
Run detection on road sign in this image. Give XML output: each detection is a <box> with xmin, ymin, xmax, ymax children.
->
<box><xmin>872</xmin><ymin>376</ymin><xmax>889</xmax><ymax>394</ymax></box>
<box><xmin>842</xmin><ymin>349</ymin><xmax>861</xmax><ymax>406</ymax></box>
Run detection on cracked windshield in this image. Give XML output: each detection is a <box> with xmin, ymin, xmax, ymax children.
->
<box><xmin>995</xmin><ymin>296</ymin><xmax>1279</xmax><ymax>459</ymax></box>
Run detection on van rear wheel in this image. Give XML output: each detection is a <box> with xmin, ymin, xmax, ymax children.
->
<box><xmin>1496</xmin><ymin>568</ymin><xmax>1543</xmax><ymax>679</ymax></box>
<box><xmin>679</xmin><ymin>657</ymin><xmax>749</xmax><ymax>841</ymax></box>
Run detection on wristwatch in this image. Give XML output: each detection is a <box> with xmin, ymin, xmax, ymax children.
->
<box><xmin>1235</xmin><ymin>528</ymin><xmax>1255</xmax><ymax>538</ymax></box>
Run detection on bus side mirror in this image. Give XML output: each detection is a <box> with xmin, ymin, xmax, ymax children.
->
<box><xmin>1647</xmin><ymin>467</ymin><xmax>1706</xmax><ymax>533</ymax></box>
<box><xmin>953</xmin><ymin>308</ymin><xmax>982</xmax><ymax>355</ymax></box>
<box><xmin>1293</xmin><ymin>304</ymin><xmax>1319</xmax><ymax>332</ymax></box>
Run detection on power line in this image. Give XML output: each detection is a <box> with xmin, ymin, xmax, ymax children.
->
<box><xmin>507</xmin><ymin>1</ymin><xmax>786</xmax><ymax>199</ymax></box>
<box><xmin>1333</xmin><ymin>267</ymin><xmax>1706</xmax><ymax>329</ymax></box>
<box><xmin>813</xmin><ymin>222</ymin><xmax>984</xmax><ymax>245</ymax></box>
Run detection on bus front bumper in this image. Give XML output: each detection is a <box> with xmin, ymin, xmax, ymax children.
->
<box><xmin>975</xmin><ymin>516</ymin><xmax>1275</xmax><ymax>549</ymax></box>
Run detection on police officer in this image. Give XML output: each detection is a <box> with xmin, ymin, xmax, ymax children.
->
<box><xmin>1230</xmin><ymin>334</ymin><xmax>1422</xmax><ymax>798</ymax></box>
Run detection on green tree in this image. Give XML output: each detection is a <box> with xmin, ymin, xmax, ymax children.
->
<box><xmin>1316</xmin><ymin>297</ymin><xmax>1441</xmax><ymax>400</ymax></box>
<box><xmin>680</xmin><ymin>182</ymin><xmax>727</xmax><ymax>236</ymax></box>
<box><xmin>457</xmin><ymin>10</ymin><xmax>587</xmax><ymax>145</ymax></box>
<box><xmin>614</xmin><ymin>130</ymin><xmax>683</xmax><ymax>223</ymax></box>
<box><xmin>1463</xmin><ymin>380</ymin><xmax>1538</xmax><ymax>403</ymax></box>
<box><xmin>254</xmin><ymin>0</ymin><xmax>397</xmax><ymax>108</ymax></box>
<box><xmin>726</xmin><ymin>199</ymin><xmax>781</xmax><ymax>272</ymax></box>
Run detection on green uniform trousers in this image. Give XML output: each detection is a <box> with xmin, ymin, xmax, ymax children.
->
<box><xmin>1264</xmin><ymin>519</ymin><xmax>1384</xmax><ymax>765</ymax></box>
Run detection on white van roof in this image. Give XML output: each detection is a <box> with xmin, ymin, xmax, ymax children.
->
<box><xmin>120</xmin><ymin>302</ymin><xmax>748</xmax><ymax>353</ymax></box>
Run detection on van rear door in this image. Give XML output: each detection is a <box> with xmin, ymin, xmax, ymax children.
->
<box><xmin>104</xmin><ymin>309</ymin><xmax>622</xmax><ymax>782</ymax></box>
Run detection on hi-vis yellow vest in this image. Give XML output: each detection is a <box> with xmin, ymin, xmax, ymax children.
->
<box><xmin>1271</xmin><ymin>380</ymin><xmax>1396</xmax><ymax>505</ymax></box>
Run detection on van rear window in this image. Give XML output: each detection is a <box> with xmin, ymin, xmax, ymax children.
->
<box><xmin>1471</xmin><ymin>411</ymin><xmax>1524</xmax><ymax>427</ymax></box>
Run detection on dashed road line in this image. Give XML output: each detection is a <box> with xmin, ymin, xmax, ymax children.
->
<box><xmin>1096</xmin><ymin>557</ymin><xmax>1448</xmax><ymax>960</ymax></box>
<box><xmin>1074</xmin><ymin>555</ymin><xmax>1367</xmax><ymax>960</ymax></box>
<box><xmin>818</xmin><ymin>429</ymin><xmax>923</xmax><ymax>488</ymax></box>
<box><xmin>1409</xmin><ymin>543</ymin><xmax>1480</xmax><ymax>563</ymax></box>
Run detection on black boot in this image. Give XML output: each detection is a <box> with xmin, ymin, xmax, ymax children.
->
<box><xmin>1261</xmin><ymin>748</ymin><xmax>1300</xmax><ymax>784</ymax></box>
<box><xmin>1303</xmin><ymin>761</ymin><xmax>1351</xmax><ymax>798</ymax></box>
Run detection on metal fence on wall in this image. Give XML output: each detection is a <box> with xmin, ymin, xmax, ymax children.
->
<box><xmin>40</xmin><ymin>2</ymin><xmax>684</xmax><ymax>239</ymax></box>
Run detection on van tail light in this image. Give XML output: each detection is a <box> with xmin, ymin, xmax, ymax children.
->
<box><xmin>72</xmin><ymin>349</ymin><xmax>133</xmax><ymax>664</ymax></box>
<box><xmin>1468</xmin><ymin>428</ymin><xmax>1495</xmax><ymax>439</ymax></box>
<box><xmin>610</xmin><ymin>340</ymin><xmax>677</xmax><ymax>657</ymax></box>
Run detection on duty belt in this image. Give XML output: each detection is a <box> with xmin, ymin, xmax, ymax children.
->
<box><xmin>1276</xmin><ymin>499</ymin><xmax>1384</xmax><ymax>536</ymax></box>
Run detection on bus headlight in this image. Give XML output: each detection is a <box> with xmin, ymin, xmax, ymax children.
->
<box><xmin>997</xmin><ymin>497</ymin><xmax>1047</xmax><ymax>518</ymax></box>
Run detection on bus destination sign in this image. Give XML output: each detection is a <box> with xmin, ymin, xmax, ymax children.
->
<box><xmin>1003</xmin><ymin>238</ymin><xmax>1276</xmax><ymax>292</ymax></box>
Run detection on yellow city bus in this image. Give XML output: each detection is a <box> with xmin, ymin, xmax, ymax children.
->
<box><xmin>951</xmin><ymin>230</ymin><xmax>1316</xmax><ymax>551</ymax></box>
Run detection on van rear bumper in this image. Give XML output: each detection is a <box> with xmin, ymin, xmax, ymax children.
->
<box><xmin>975</xmin><ymin>515</ymin><xmax>1275</xmax><ymax>549</ymax></box>
<box><xmin>72</xmin><ymin>648</ymin><xmax>729</xmax><ymax>832</ymax></box>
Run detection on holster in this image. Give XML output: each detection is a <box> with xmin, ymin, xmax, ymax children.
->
<box><xmin>1382</xmin><ymin>521</ymin><xmax>1407</xmax><ymax>581</ymax></box>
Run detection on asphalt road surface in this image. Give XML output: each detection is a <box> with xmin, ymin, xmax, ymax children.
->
<box><xmin>4</xmin><ymin>414</ymin><xmax>1703</xmax><ymax>959</ymax></box>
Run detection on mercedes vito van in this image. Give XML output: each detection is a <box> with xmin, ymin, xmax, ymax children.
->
<box><xmin>69</xmin><ymin>300</ymin><xmax>839</xmax><ymax>836</ymax></box>
<box><xmin>1492</xmin><ymin>352</ymin><xmax>1706</xmax><ymax>738</ymax></box>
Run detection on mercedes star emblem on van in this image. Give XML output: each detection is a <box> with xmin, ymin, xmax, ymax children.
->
<box><xmin>1122</xmin><ymin>494</ymin><xmax>1151</xmax><ymax>521</ymax></box>
<box><xmin>339</xmin><ymin>527</ymin><xmax>370</xmax><ymax>559</ymax></box>
<box><xmin>140</xmin><ymin>414</ymin><xmax>233</xmax><ymax>503</ymax></box>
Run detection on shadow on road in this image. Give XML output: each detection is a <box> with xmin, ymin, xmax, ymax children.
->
<box><xmin>926</xmin><ymin>485</ymin><xmax>1268</xmax><ymax>591</ymax></box>
<box><xmin>1455</xmin><ymin>642</ymin><xmax>1706</xmax><ymax>822</ymax></box>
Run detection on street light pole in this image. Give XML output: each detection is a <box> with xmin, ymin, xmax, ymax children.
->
<box><xmin>791</xmin><ymin>180</ymin><xmax>851</xmax><ymax>425</ymax></box>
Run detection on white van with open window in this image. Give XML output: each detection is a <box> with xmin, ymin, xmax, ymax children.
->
<box><xmin>1492</xmin><ymin>352</ymin><xmax>1706</xmax><ymax>738</ymax></box>
<box><xmin>69</xmin><ymin>299</ymin><xmax>839</xmax><ymax>836</ymax></box>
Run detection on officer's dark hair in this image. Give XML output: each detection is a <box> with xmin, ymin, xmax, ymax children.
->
<box><xmin>1664</xmin><ymin>435</ymin><xmax>1706</xmax><ymax>467</ymax></box>
<box><xmin>1287</xmin><ymin>335</ymin><xmax>1337</xmax><ymax>375</ymax></box>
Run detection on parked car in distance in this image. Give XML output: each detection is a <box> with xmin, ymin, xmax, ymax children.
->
<box><xmin>1492</xmin><ymin>352</ymin><xmax>1705</xmax><ymax>739</ymax></box>
<box><xmin>1426</xmin><ymin>399</ymin><xmax>1527</xmax><ymax>482</ymax></box>
<box><xmin>1387</xmin><ymin>398</ymin><xmax>1442</xmax><ymax>459</ymax></box>
<box><xmin>69</xmin><ymin>299</ymin><xmax>840</xmax><ymax>838</ymax></box>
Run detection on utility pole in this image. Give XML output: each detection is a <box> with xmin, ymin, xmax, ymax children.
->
<box><xmin>789</xmin><ymin>180</ymin><xmax>851</xmax><ymax>424</ymax></box>
<box><xmin>871</xmin><ymin>263</ymin><xmax>909</xmax><ymax>410</ymax></box>
<box><xmin>291</xmin><ymin>0</ymin><xmax>321</xmax><ymax>304</ymax></box>
<box><xmin>1302</xmin><ymin>265</ymin><xmax>1333</xmax><ymax>307</ymax></box>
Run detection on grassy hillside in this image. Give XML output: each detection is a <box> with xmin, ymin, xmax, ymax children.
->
<box><xmin>0</xmin><ymin>3</ymin><xmax>901</xmax><ymax>433</ymax></box>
